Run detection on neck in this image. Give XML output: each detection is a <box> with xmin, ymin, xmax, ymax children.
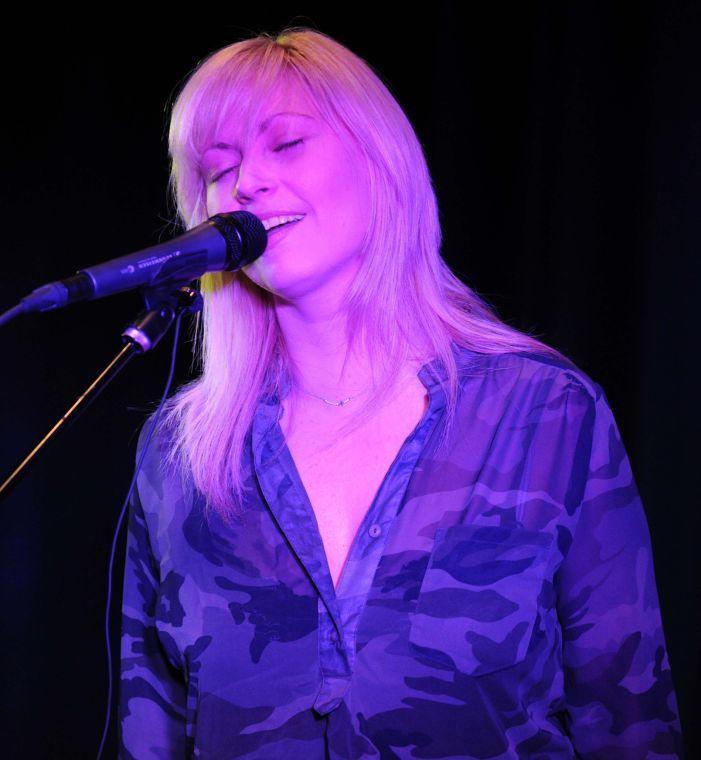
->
<box><xmin>273</xmin><ymin>284</ymin><xmax>374</xmax><ymax>401</ymax></box>
<box><xmin>271</xmin><ymin>273</ymin><xmax>427</xmax><ymax>409</ymax></box>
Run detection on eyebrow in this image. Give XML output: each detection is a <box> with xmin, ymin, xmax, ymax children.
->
<box><xmin>210</xmin><ymin>112</ymin><xmax>316</xmax><ymax>151</ymax></box>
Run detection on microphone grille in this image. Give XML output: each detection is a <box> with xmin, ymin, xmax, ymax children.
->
<box><xmin>210</xmin><ymin>211</ymin><xmax>267</xmax><ymax>268</ymax></box>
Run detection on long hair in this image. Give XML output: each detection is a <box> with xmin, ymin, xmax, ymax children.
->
<box><xmin>159</xmin><ymin>26</ymin><xmax>572</xmax><ymax>523</ymax></box>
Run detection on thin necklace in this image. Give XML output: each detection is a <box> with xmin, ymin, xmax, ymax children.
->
<box><xmin>295</xmin><ymin>369</ymin><xmax>417</xmax><ymax>408</ymax></box>
<box><xmin>297</xmin><ymin>386</ymin><xmax>367</xmax><ymax>407</ymax></box>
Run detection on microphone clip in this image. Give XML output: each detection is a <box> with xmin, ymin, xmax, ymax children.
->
<box><xmin>122</xmin><ymin>284</ymin><xmax>203</xmax><ymax>354</ymax></box>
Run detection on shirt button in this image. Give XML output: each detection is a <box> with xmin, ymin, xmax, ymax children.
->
<box><xmin>368</xmin><ymin>524</ymin><xmax>382</xmax><ymax>538</ymax></box>
<box><xmin>329</xmin><ymin>630</ymin><xmax>339</xmax><ymax>643</ymax></box>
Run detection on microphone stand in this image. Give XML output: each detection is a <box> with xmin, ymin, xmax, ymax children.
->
<box><xmin>0</xmin><ymin>284</ymin><xmax>202</xmax><ymax>502</ymax></box>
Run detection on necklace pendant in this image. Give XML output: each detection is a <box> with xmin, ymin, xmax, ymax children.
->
<box><xmin>322</xmin><ymin>396</ymin><xmax>352</xmax><ymax>407</ymax></box>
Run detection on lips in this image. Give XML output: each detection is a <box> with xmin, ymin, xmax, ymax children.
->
<box><xmin>268</xmin><ymin>218</ymin><xmax>301</xmax><ymax>233</ymax></box>
<box><xmin>259</xmin><ymin>213</ymin><xmax>306</xmax><ymax>231</ymax></box>
<box><xmin>265</xmin><ymin>217</ymin><xmax>303</xmax><ymax>246</ymax></box>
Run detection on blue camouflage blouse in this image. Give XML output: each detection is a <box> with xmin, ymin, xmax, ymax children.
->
<box><xmin>119</xmin><ymin>344</ymin><xmax>683</xmax><ymax>758</ymax></box>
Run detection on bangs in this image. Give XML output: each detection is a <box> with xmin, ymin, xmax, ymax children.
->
<box><xmin>172</xmin><ymin>44</ymin><xmax>321</xmax><ymax>170</ymax></box>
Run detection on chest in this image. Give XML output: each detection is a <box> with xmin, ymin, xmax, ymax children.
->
<box><xmin>280</xmin><ymin>380</ymin><xmax>429</xmax><ymax>589</ymax></box>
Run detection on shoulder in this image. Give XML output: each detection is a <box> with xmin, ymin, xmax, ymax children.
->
<box><xmin>453</xmin><ymin>344</ymin><xmax>604</xmax><ymax>406</ymax></box>
<box><xmin>131</xmin><ymin>410</ymin><xmax>191</xmax><ymax>519</ymax></box>
<box><xmin>133</xmin><ymin>410</ymin><xmax>174</xmax><ymax>471</ymax></box>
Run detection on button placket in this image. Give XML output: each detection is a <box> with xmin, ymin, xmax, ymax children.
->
<box><xmin>314</xmin><ymin>604</ymin><xmax>351</xmax><ymax>716</ymax></box>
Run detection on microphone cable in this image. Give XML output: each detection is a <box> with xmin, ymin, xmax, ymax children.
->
<box><xmin>96</xmin><ymin>311</ymin><xmax>184</xmax><ymax>759</ymax></box>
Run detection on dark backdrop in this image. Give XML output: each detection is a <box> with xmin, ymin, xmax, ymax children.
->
<box><xmin>1</xmin><ymin>3</ymin><xmax>698</xmax><ymax>757</ymax></box>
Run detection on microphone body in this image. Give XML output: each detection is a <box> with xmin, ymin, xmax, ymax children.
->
<box><xmin>20</xmin><ymin>211</ymin><xmax>266</xmax><ymax>313</ymax></box>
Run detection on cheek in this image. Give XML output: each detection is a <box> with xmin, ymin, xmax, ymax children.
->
<box><xmin>316</xmin><ymin>153</ymin><xmax>370</xmax><ymax>229</ymax></box>
<box><xmin>205</xmin><ymin>178</ymin><xmax>241</xmax><ymax>217</ymax></box>
<box><xmin>205</xmin><ymin>185</ymin><xmax>223</xmax><ymax>216</ymax></box>
<box><xmin>331</xmin><ymin>166</ymin><xmax>371</xmax><ymax>239</ymax></box>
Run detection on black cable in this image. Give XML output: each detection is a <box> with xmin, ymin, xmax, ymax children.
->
<box><xmin>96</xmin><ymin>312</ymin><xmax>184</xmax><ymax>759</ymax></box>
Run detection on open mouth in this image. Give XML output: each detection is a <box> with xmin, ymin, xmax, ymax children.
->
<box><xmin>268</xmin><ymin>219</ymin><xmax>302</xmax><ymax>235</ymax></box>
<box><xmin>263</xmin><ymin>218</ymin><xmax>304</xmax><ymax>250</ymax></box>
<box><xmin>261</xmin><ymin>214</ymin><xmax>306</xmax><ymax>234</ymax></box>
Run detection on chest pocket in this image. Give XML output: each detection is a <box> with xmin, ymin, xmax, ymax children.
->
<box><xmin>408</xmin><ymin>524</ymin><xmax>553</xmax><ymax>676</ymax></box>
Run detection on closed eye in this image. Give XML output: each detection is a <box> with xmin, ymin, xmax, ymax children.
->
<box><xmin>208</xmin><ymin>139</ymin><xmax>303</xmax><ymax>183</ymax></box>
<box><xmin>274</xmin><ymin>138</ymin><xmax>303</xmax><ymax>152</ymax></box>
<box><xmin>210</xmin><ymin>166</ymin><xmax>239</xmax><ymax>184</ymax></box>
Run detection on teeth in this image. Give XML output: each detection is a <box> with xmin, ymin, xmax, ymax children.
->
<box><xmin>261</xmin><ymin>214</ymin><xmax>305</xmax><ymax>231</ymax></box>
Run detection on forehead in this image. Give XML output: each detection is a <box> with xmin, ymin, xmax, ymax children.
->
<box><xmin>209</xmin><ymin>83</ymin><xmax>324</xmax><ymax>151</ymax></box>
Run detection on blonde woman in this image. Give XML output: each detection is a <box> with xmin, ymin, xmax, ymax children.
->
<box><xmin>119</xmin><ymin>27</ymin><xmax>682</xmax><ymax>759</ymax></box>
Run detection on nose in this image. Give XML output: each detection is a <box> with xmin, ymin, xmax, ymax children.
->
<box><xmin>232</xmin><ymin>156</ymin><xmax>272</xmax><ymax>205</ymax></box>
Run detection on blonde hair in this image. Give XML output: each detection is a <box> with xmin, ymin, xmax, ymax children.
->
<box><xmin>159</xmin><ymin>26</ymin><xmax>572</xmax><ymax>522</ymax></box>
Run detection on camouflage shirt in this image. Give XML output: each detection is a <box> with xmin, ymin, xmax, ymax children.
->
<box><xmin>119</xmin><ymin>345</ymin><xmax>684</xmax><ymax>758</ymax></box>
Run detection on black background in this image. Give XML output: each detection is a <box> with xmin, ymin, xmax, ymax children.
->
<box><xmin>1</xmin><ymin>3</ymin><xmax>698</xmax><ymax>757</ymax></box>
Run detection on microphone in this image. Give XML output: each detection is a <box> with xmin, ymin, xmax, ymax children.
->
<box><xmin>17</xmin><ymin>211</ymin><xmax>267</xmax><ymax>314</ymax></box>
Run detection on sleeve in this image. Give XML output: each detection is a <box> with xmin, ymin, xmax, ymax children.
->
<box><xmin>118</xmin><ymin>422</ymin><xmax>189</xmax><ymax>759</ymax></box>
<box><xmin>555</xmin><ymin>382</ymin><xmax>684</xmax><ymax>758</ymax></box>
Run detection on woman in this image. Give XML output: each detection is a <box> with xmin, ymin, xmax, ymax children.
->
<box><xmin>119</xmin><ymin>27</ymin><xmax>683</xmax><ymax>759</ymax></box>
